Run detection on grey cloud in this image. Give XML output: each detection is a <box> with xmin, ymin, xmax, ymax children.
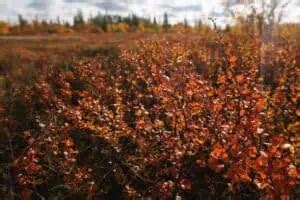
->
<box><xmin>222</xmin><ymin>0</ymin><xmax>254</xmax><ymax>7</ymax></box>
<box><xmin>63</xmin><ymin>0</ymin><xmax>144</xmax><ymax>5</ymax></box>
<box><xmin>160</xmin><ymin>4</ymin><xmax>202</xmax><ymax>12</ymax></box>
<box><xmin>94</xmin><ymin>1</ymin><xmax>128</xmax><ymax>12</ymax></box>
<box><xmin>28</xmin><ymin>0</ymin><xmax>54</xmax><ymax>10</ymax></box>
<box><xmin>62</xmin><ymin>0</ymin><xmax>203</xmax><ymax>13</ymax></box>
<box><xmin>63</xmin><ymin>0</ymin><xmax>129</xmax><ymax>12</ymax></box>
<box><xmin>209</xmin><ymin>10</ymin><xmax>231</xmax><ymax>18</ymax></box>
<box><xmin>63</xmin><ymin>0</ymin><xmax>93</xmax><ymax>3</ymax></box>
<box><xmin>64</xmin><ymin>0</ymin><xmax>84</xmax><ymax>2</ymax></box>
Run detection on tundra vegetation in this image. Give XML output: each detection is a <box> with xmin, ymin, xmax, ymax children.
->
<box><xmin>0</xmin><ymin>3</ymin><xmax>299</xmax><ymax>199</ymax></box>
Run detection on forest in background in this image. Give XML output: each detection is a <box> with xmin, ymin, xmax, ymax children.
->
<box><xmin>0</xmin><ymin>9</ymin><xmax>299</xmax><ymax>37</ymax></box>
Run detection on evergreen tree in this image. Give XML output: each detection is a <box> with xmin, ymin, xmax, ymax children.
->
<box><xmin>18</xmin><ymin>14</ymin><xmax>27</xmax><ymax>28</ymax></box>
<box><xmin>73</xmin><ymin>10</ymin><xmax>84</xmax><ymax>27</ymax></box>
<box><xmin>153</xmin><ymin>16</ymin><xmax>157</xmax><ymax>26</ymax></box>
<box><xmin>195</xmin><ymin>19</ymin><xmax>202</xmax><ymax>29</ymax></box>
<box><xmin>117</xmin><ymin>16</ymin><xmax>122</xmax><ymax>23</ymax></box>
<box><xmin>132</xmin><ymin>14</ymin><xmax>139</xmax><ymax>27</ymax></box>
<box><xmin>56</xmin><ymin>16</ymin><xmax>61</xmax><ymax>25</ymax></box>
<box><xmin>163</xmin><ymin>12</ymin><xmax>169</xmax><ymax>30</ymax></box>
<box><xmin>41</xmin><ymin>20</ymin><xmax>48</xmax><ymax>28</ymax></box>
<box><xmin>32</xmin><ymin>15</ymin><xmax>40</xmax><ymax>29</ymax></box>
<box><xmin>64</xmin><ymin>21</ymin><xmax>71</xmax><ymax>28</ymax></box>
<box><xmin>224</xmin><ymin>24</ymin><xmax>231</xmax><ymax>32</ymax></box>
<box><xmin>184</xmin><ymin>17</ymin><xmax>188</xmax><ymax>28</ymax></box>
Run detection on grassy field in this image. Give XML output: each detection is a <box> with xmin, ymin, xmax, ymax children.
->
<box><xmin>0</xmin><ymin>33</ymin><xmax>148</xmax><ymax>66</ymax></box>
<box><xmin>0</xmin><ymin>33</ymin><xmax>150</xmax><ymax>88</ymax></box>
<box><xmin>0</xmin><ymin>32</ymin><xmax>205</xmax><ymax>91</ymax></box>
<box><xmin>0</xmin><ymin>33</ymin><xmax>190</xmax><ymax>77</ymax></box>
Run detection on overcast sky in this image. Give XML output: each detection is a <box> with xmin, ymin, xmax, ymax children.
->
<box><xmin>0</xmin><ymin>0</ymin><xmax>299</xmax><ymax>25</ymax></box>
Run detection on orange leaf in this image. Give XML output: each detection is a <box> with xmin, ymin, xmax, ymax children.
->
<box><xmin>255</xmin><ymin>99</ymin><xmax>265</xmax><ymax>111</ymax></box>
<box><xmin>211</xmin><ymin>144</ymin><xmax>228</xmax><ymax>161</ymax></box>
<box><xmin>208</xmin><ymin>157</ymin><xmax>224</xmax><ymax>173</ymax></box>
<box><xmin>229</xmin><ymin>56</ymin><xmax>238</xmax><ymax>63</ymax></box>
<box><xmin>236</xmin><ymin>74</ymin><xmax>244</xmax><ymax>83</ymax></box>
<box><xmin>247</xmin><ymin>146</ymin><xmax>257</xmax><ymax>158</ymax></box>
<box><xmin>180</xmin><ymin>179</ymin><xmax>192</xmax><ymax>190</ymax></box>
<box><xmin>256</xmin><ymin>155</ymin><xmax>268</xmax><ymax>168</ymax></box>
<box><xmin>287</xmin><ymin>166</ymin><xmax>297</xmax><ymax>178</ymax></box>
<box><xmin>239</xmin><ymin>169</ymin><xmax>251</xmax><ymax>182</ymax></box>
<box><xmin>218</xmin><ymin>75</ymin><xmax>226</xmax><ymax>84</ymax></box>
<box><xmin>268</xmin><ymin>145</ymin><xmax>278</xmax><ymax>157</ymax></box>
<box><xmin>213</xmin><ymin>102</ymin><xmax>223</xmax><ymax>113</ymax></box>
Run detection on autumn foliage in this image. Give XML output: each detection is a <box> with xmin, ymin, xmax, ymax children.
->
<box><xmin>0</xmin><ymin>33</ymin><xmax>299</xmax><ymax>199</ymax></box>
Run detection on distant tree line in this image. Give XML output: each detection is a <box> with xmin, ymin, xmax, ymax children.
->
<box><xmin>0</xmin><ymin>10</ymin><xmax>207</xmax><ymax>35</ymax></box>
<box><xmin>0</xmin><ymin>8</ymin><xmax>299</xmax><ymax>37</ymax></box>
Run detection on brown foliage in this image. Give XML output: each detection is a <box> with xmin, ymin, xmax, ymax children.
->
<box><xmin>0</xmin><ymin>34</ymin><xmax>299</xmax><ymax>199</ymax></box>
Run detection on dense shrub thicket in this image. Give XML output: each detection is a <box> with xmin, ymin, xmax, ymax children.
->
<box><xmin>0</xmin><ymin>34</ymin><xmax>299</xmax><ymax>199</ymax></box>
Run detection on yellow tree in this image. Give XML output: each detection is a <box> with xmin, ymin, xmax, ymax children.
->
<box><xmin>0</xmin><ymin>21</ymin><xmax>10</xmax><ymax>35</ymax></box>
